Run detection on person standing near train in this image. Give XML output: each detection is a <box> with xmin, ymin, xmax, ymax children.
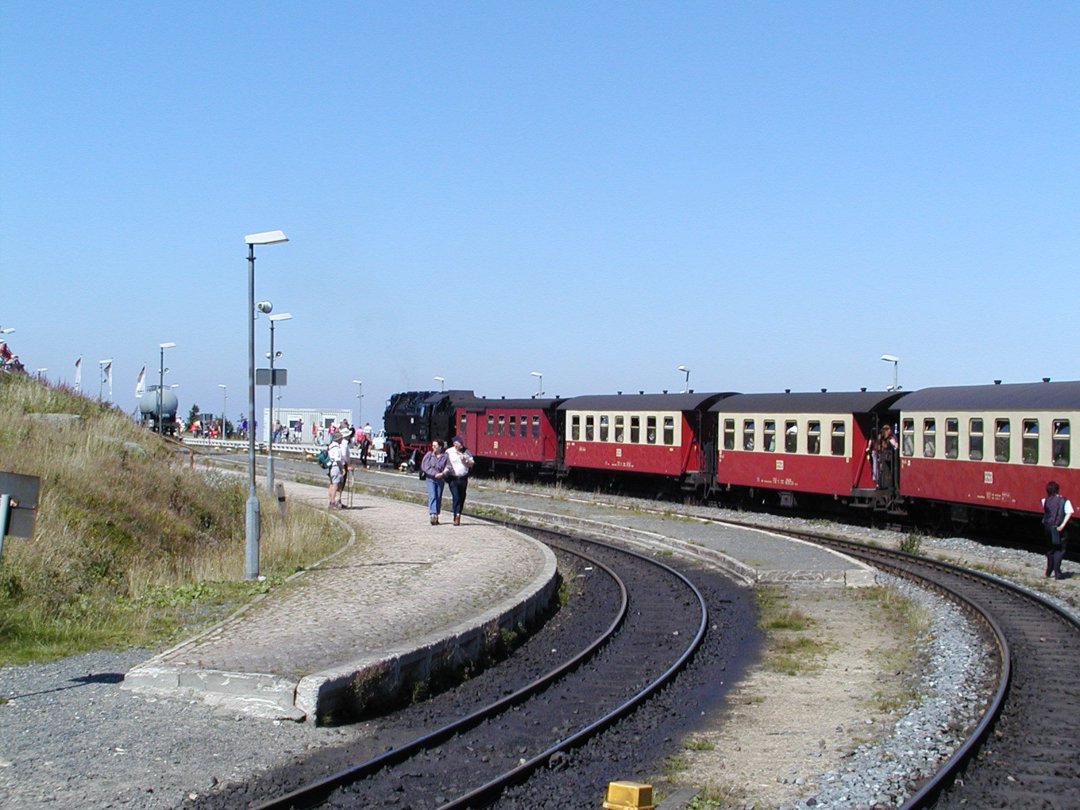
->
<box><xmin>1042</xmin><ymin>481</ymin><xmax>1073</xmax><ymax>580</ymax></box>
<box><xmin>445</xmin><ymin>436</ymin><xmax>475</xmax><ymax>526</ymax></box>
<box><xmin>421</xmin><ymin>440</ymin><xmax>449</xmax><ymax>524</ymax></box>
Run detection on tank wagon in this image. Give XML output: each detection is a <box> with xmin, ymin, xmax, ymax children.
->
<box><xmin>383</xmin><ymin>379</ymin><xmax>1080</xmax><ymax>529</ymax></box>
<box><xmin>139</xmin><ymin>387</ymin><xmax>179</xmax><ymax>436</ymax></box>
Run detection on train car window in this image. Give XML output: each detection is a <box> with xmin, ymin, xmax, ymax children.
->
<box><xmin>763</xmin><ymin>420</ymin><xmax>776</xmax><ymax>452</ymax></box>
<box><xmin>585</xmin><ymin>415</ymin><xmax>595</xmax><ymax>441</ymax></box>
<box><xmin>922</xmin><ymin>418</ymin><xmax>936</xmax><ymax>457</ymax></box>
<box><xmin>646</xmin><ymin>416</ymin><xmax>657</xmax><ymax>444</ymax></box>
<box><xmin>1053</xmin><ymin>420</ymin><xmax>1070</xmax><ymax>467</ymax></box>
<box><xmin>663</xmin><ymin>415</ymin><xmax>675</xmax><ymax>445</ymax></box>
<box><xmin>509</xmin><ymin>415</ymin><xmax>517</xmax><ymax>437</ymax></box>
<box><xmin>807</xmin><ymin>421</ymin><xmax>821</xmax><ymax>455</ymax></box>
<box><xmin>1022</xmin><ymin>419</ymin><xmax>1039</xmax><ymax>464</ymax></box>
<box><xmin>743</xmin><ymin>419</ymin><xmax>755</xmax><ymax>451</ymax></box>
<box><xmin>785</xmin><ymin>421</ymin><xmax>798</xmax><ymax>453</ymax></box>
<box><xmin>830</xmin><ymin>421</ymin><xmax>845</xmax><ymax>456</ymax></box>
<box><xmin>968</xmin><ymin>418</ymin><xmax>984</xmax><ymax>460</ymax></box>
<box><xmin>486</xmin><ymin>414</ymin><xmax>495</xmax><ymax>436</ymax></box>
<box><xmin>995</xmin><ymin>419</ymin><xmax>1010</xmax><ymax>462</ymax></box>
<box><xmin>945</xmin><ymin>417</ymin><xmax>959</xmax><ymax>459</ymax></box>
<box><xmin>901</xmin><ymin>418</ymin><xmax>915</xmax><ymax>457</ymax></box>
<box><xmin>532</xmin><ymin>415</ymin><xmax>541</xmax><ymax>439</ymax></box>
<box><xmin>723</xmin><ymin>418</ymin><xmax>735</xmax><ymax>450</ymax></box>
<box><xmin>571</xmin><ymin>414</ymin><xmax>580</xmax><ymax>441</ymax></box>
<box><xmin>615</xmin><ymin>415</ymin><xmax>625</xmax><ymax>443</ymax></box>
<box><xmin>631</xmin><ymin>416</ymin><xmax>640</xmax><ymax>443</ymax></box>
<box><xmin>498</xmin><ymin>415</ymin><xmax>506</xmax><ymax>437</ymax></box>
<box><xmin>599</xmin><ymin>415</ymin><xmax>610</xmax><ymax>442</ymax></box>
<box><xmin>460</xmin><ymin>414</ymin><xmax>468</xmax><ymax>437</ymax></box>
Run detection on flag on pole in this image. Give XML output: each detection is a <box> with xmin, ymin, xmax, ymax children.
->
<box><xmin>102</xmin><ymin>361</ymin><xmax>113</xmax><ymax>398</ymax></box>
<box><xmin>0</xmin><ymin>341</ymin><xmax>11</xmax><ymax>362</ymax></box>
<box><xmin>134</xmin><ymin>365</ymin><xmax>146</xmax><ymax>398</ymax></box>
<box><xmin>74</xmin><ymin>356</ymin><xmax>82</xmax><ymax>391</ymax></box>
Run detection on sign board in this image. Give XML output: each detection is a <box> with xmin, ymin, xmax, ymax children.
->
<box><xmin>256</xmin><ymin>368</ymin><xmax>288</xmax><ymax>386</ymax></box>
<box><xmin>0</xmin><ymin>471</ymin><xmax>40</xmax><ymax>539</ymax></box>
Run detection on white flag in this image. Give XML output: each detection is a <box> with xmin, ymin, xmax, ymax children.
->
<box><xmin>134</xmin><ymin>365</ymin><xmax>146</xmax><ymax>398</ymax></box>
<box><xmin>102</xmin><ymin>361</ymin><xmax>113</xmax><ymax>397</ymax></box>
<box><xmin>74</xmin><ymin>356</ymin><xmax>82</xmax><ymax>391</ymax></box>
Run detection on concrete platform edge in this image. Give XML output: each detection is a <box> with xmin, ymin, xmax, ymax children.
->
<box><xmin>296</xmin><ymin>534</ymin><xmax>559</xmax><ymax>723</ymax></box>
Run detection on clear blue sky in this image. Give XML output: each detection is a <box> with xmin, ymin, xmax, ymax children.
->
<box><xmin>3</xmin><ymin>2</ymin><xmax>1078</xmax><ymax>426</ymax></box>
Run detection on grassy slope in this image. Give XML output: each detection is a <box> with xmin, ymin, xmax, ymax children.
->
<box><xmin>0</xmin><ymin>373</ymin><xmax>347</xmax><ymax>665</ymax></box>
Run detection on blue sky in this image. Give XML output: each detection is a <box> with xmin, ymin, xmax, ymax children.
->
<box><xmin>3</xmin><ymin>2</ymin><xmax>1078</xmax><ymax>426</ymax></box>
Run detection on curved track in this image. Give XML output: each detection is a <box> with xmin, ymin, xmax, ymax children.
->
<box><xmin>249</xmin><ymin>531</ymin><xmax>708</xmax><ymax>809</ymax></box>
<box><xmin>770</xmin><ymin>530</ymin><xmax>1080</xmax><ymax>809</ymax></box>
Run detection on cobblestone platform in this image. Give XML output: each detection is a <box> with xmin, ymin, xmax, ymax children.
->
<box><xmin>122</xmin><ymin>480</ymin><xmax>559</xmax><ymax>723</ymax></box>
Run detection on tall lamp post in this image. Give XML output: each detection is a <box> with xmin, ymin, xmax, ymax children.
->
<box><xmin>434</xmin><ymin>375</ymin><xmax>445</xmax><ymax>391</ymax></box>
<box><xmin>352</xmin><ymin>379</ymin><xmax>363</xmax><ymax>424</ymax></box>
<box><xmin>218</xmin><ymin>384</ymin><xmax>228</xmax><ymax>438</ymax></box>
<box><xmin>244</xmin><ymin>229</ymin><xmax>288</xmax><ymax>581</ymax></box>
<box><xmin>157</xmin><ymin>344</ymin><xmax>174</xmax><ymax>433</ymax></box>
<box><xmin>266</xmin><ymin>311</ymin><xmax>292</xmax><ymax>495</ymax></box>
<box><xmin>530</xmin><ymin>370</ymin><xmax>543</xmax><ymax>397</ymax></box>
<box><xmin>677</xmin><ymin>365</ymin><xmax>691</xmax><ymax>393</ymax></box>
<box><xmin>880</xmin><ymin>354</ymin><xmax>900</xmax><ymax>391</ymax></box>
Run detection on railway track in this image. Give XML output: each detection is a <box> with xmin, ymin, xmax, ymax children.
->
<box><xmin>752</xmin><ymin>528</ymin><xmax>1080</xmax><ymax>809</ymax></box>
<box><xmin>223</xmin><ymin>531</ymin><xmax>712</xmax><ymax>809</ymax></box>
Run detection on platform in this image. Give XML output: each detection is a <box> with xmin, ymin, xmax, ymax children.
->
<box><xmin>121</xmin><ymin>480</ymin><xmax>559</xmax><ymax>723</ymax></box>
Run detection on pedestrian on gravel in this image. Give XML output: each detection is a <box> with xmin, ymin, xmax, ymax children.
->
<box><xmin>421</xmin><ymin>440</ymin><xmax>449</xmax><ymax>524</ymax></box>
<box><xmin>327</xmin><ymin>432</ymin><xmax>349</xmax><ymax>509</ymax></box>
<box><xmin>445</xmin><ymin>435</ymin><xmax>475</xmax><ymax>525</ymax></box>
<box><xmin>1042</xmin><ymin>480</ymin><xmax>1073</xmax><ymax>579</ymax></box>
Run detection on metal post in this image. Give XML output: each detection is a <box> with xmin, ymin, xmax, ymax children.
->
<box><xmin>266</xmin><ymin>319</ymin><xmax>276</xmax><ymax>496</ymax></box>
<box><xmin>246</xmin><ymin>243</ymin><xmax>260</xmax><ymax>580</ymax></box>
<box><xmin>158</xmin><ymin>346</ymin><xmax>165</xmax><ymax>435</ymax></box>
<box><xmin>0</xmin><ymin>493</ymin><xmax>9</xmax><ymax>564</ymax></box>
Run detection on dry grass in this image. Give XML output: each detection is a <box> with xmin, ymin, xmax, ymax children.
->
<box><xmin>0</xmin><ymin>373</ymin><xmax>348</xmax><ymax>664</ymax></box>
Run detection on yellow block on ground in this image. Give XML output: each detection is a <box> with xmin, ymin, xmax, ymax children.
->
<box><xmin>602</xmin><ymin>780</ymin><xmax>655</xmax><ymax>810</ymax></box>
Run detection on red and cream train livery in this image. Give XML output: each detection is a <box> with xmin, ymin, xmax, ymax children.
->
<box><xmin>385</xmin><ymin>379</ymin><xmax>1080</xmax><ymax>527</ymax></box>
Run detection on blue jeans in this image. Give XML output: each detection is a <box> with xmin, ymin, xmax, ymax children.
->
<box><xmin>448</xmin><ymin>476</ymin><xmax>469</xmax><ymax>517</ymax></box>
<box><xmin>426</xmin><ymin>477</ymin><xmax>445</xmax><ymax>515</ymax></box>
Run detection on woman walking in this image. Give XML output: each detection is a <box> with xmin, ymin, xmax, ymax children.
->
<box><xmin>421</xmin><ymin>440</ymin><xmax>449</xmax><ymax>524</ymax></box>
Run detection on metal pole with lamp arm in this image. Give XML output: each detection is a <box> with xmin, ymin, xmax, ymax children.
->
<box><xmin>218</xmin><ymin>384</ymin><xmax>227</xmax><ymax>438</ymax></box>
<box><xmin>244</xmin><ymin>230</ymin><xmax>288</xmax><ymax>581</ymax></box>
<box><xmin>157</xmin><ymin>344</ymin><xmax>174</xmax><ymax>433</ymax></box>
<box><xmin>266</xmin><ymin>311</ymin><xmax>291</xmax><ymax>496</ymax></box>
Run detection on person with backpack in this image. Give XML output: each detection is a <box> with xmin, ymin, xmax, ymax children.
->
<box><xmin>327</xmin><ymin>432</ymin><xmax>350</xmax><ymax>509</ymax></box>
<box><xmin>1041</xmin><ymin>480</ymin><xmax>1074</xmax><ymax>580</ymax></box>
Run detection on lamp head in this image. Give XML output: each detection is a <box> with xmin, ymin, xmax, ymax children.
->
<box><xmin>245</xmin><ymin>230</ymin><xmax>289</xmax><ymax>246</ymax></box>
<box><xmin>256</xmin><ymin>301</ymin><xmax>273</xmax><ymax>314</ymax></box>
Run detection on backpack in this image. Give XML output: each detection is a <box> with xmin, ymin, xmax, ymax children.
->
<box><xmin>315</xmin><ymin>449</ymin><xmax>331</xmax><ymax>469</ymax></box>
<box><xmin>1043</xmin><ymin>494</ymin><xmax>1064</xmax><ymax>527</ymax></box>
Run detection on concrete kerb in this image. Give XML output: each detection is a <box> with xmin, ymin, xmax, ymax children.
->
<box><xmin>121</xmin><ymin>500</ymin><xmax>361</xmax><ymax>720</ymax></box>
<box><xmin>295</xmin><ymin>539</ymin><xmax>559</xmax><ymax>723</ymax></box>
<box><xmin>493</xmin><ymin>504</ymin><xmax>876</xmax><ymax>588</ymax></box>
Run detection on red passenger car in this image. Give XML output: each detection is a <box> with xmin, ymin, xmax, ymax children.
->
<box><xmin>452</xmin><ymin>397</ymin><xmax>564</xmax><ymax>477</ymax></box>
<box><xmin>560</xmin><ymin>392</ymin><xmax>732</xmax><ymax>495</ymax></box>
<box><xmin>896</xmin><ymin>380</ymin><xmax>1080</xmax><ymax>524</ymax></box>
<box><xmin>711</xmin><ymin>391</ymin><xmax>905</xmax><ymax>508</ymax></box>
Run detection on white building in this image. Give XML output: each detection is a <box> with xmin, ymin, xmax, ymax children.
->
<box><xmin>262</xmin><ymin>407</ymin><xmax>352</xmax><ymax>444</ymax></box>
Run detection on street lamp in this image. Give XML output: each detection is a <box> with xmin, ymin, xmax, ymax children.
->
<box><xmin>677</xmin><ymin>365</ymin><xmax>691</xmax><ymax>393</ymax></box>
<box><xmin>244</xmin><ymin>229</ymin><xmax>288</xmax><ymax>581</ymax></box>
<box><xmin>157</xmin><ymin>344</ymin><xmax>175</xmax><ymax>434</ymax></box>
<box><xmin>218</xmin><ymin>384</ymin><xmax>227</xmax><ymax>438</ymax></box>
<box><xmin>434</xmin><ymin>375</ymin><xmax>445</xmax><ymax>391</ymax></box>
<box><xmin>266</xmin><ymin>311</ymin><xmax>292</xmax><ymax>495</ymax></box>
<box><xmin>352</xmin><ymin>380</ymin><xmax>363</xmax><ymax>424</ymax></box>
<box><xmin>530</xmin><ymin>371</ymin><xmax>543</xmax><ymax>397</ymax></box>
<box><xmin>880</xmin><ymin>354</ymin><xmax>900</xmax><ymax>391</ymax></box>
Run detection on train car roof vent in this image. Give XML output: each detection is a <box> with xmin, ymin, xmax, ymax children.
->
<box><xmin>860</xmin><ymin>387</ymin><xmax>866</xmax><ymax>392</ymax></box>
<box><xmin>639</xmin><ymin>390</ymin><xmax>644</xmax><ymax>395</ymax></box>
<box><xmin>821</xmin><ymin>388</ymin><xmax>827</xmax><ymax>393</ymax></box>
<box><xmin>785</xmin><ymin>388</ymin><xmax>790</xmax><ymax>394</ymax></box>
<box><xmin>994</xmin><ymin>379</ymin><xmax>1002</xmax><ymax>385</ymax></box>
<box><xmin>617</xmin><ymin>391</ymin><xmax>622</xmax><ymax>395</ymax></box>
<box><xmin>1043</xmin><ymin>377</ymin><xmax>1051</xmax><ymax>383</ymax></box>
<box><xmin>662</xmin><ymin>390</ymin><xmax>668</xmax><ymax>394</ymax></box>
